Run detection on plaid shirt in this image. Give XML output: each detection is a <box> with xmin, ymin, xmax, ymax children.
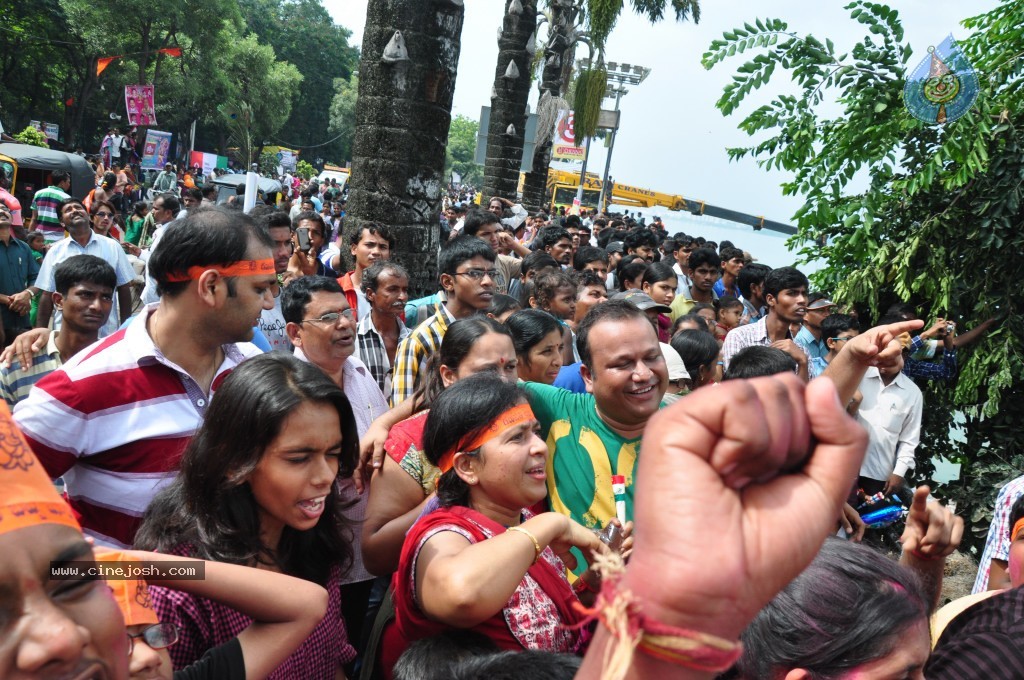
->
<box><xmin>972</xmin><ymin>474</ymin><xmax>1024</xmax><ymax>593</ymax></box>
<box><xmin>391</xmin><ymin>304</ymin><xmax>455</xmax><ymax>405</ymax></box>
<box><xmin>721</xmin><ymin>315</ymin><xmax>807</xmax><ymax>370</ymax></box>
<box><xmin>904</xmin><ymin>334</ymin><xmax>958</xmax><ymax>382</ymax></box>
<box><xmin>355</xmin><ymin>312</ymin><xmax>411</xmax><ymax>399</ymax></box>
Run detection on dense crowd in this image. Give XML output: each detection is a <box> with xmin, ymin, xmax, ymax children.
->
<box><xmin>1</xmin><ymin>170</ymin><xmax>1018</xmax><ymax>680</ymax></box>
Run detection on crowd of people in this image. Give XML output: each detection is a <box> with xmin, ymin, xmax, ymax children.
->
<box><xmin>1</xmin><ymin>178</ymin><xmax>1018</xmax><ymax>680</ymax></box>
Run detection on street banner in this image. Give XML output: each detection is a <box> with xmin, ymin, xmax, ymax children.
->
<box><xmin>140</xmin><ymin>130</ymin><xmax>172</xmax><ymax>170</ymax></box>
<box><xmin>551</xmin><ymin>111</ymin><xmax>584</xmax><ymax>165</ymax></box>
<box><xmin>125</xmin><ymin>84</ymin><xmax>156</xmax><ymax>126</ymax></box>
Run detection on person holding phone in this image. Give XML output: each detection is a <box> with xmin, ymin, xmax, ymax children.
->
<box><xmin>287</xmin><ymin>211</ymin><xmax>329</xmax><ymax>278</ymax></box>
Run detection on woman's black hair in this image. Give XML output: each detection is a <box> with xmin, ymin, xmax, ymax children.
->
<box><xmin>424</xmin><ymin>373</ymin><xmax>526</xmax><ymax>508</ymax></box>
<box><xmin>135</xmin><ymin>353</ymin><xmax>357</xmax><ymax>585</ymax></box>
<box><xmin>132</xmin><ymin>201</ymin><xmax>148</xmax><ymax>217</ymax></box>
<box><xmin>641</xmin><ymin>260</ymin><xmax>677</xmax><ymax>287</ymax></box>
<box><xmin>412</xmin><ymin>316</ymin><xmax>512</xmax><ymax>411</ymax></box>
<box><xmin>616</xmin><ymin>255</ymin><xmax>649</xmax><ymax>292</ymax></box>
<box><xmin>101</xmin><ymin>171</ymin><xmax>116</xmax><ymax>190</ymax></box>
<box><xmin>670</xmin><ymin>329</ymin><xmax>719</xmax><ymax>383</ymax></box>
<box><xmin>738</xmin><ymin>538</ymin><xmax>928</xmax><ymax>679</ymax></box>
<box><xmin>505</xmin><ymin>309</ymin><xmax>562</xmax><ymax>366</ymax></box>
<box><xmin>486</xmin><ymin>293</ymin><xmax>522</xmax><ymax>319</ymax></box>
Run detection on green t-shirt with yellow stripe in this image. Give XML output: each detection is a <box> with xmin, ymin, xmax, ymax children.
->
<box><xmin>522</xmin><ymin>381</ymin><xmax>638</xmax><ymax>573</ymax></box>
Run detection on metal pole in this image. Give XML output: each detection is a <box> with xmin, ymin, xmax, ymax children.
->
<box><xmin>573</xmin><ymin>136</ymin><xmax>592</xmax><ymax>213</ymax></box>
<box><xmin>189</xmin><ymin>119</ymin><xmax>197</xmax><ymax>153</ymax></box>
<box><xmin>597</xmin><ymin>88</ymin><xmax>623</xmax><ymax>215</ymax></box>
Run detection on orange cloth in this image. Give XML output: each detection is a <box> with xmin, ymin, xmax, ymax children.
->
<box><xmin>438</xmin><ymin>403</ymin><xmax>536</xmax><ymax>473</ymax></box>
<box><xmin>0</xmin><ymin>400</ymin><xmax>79</xmax><ymax>535</ymax></box>
<box><xmin>165</xmin><ymin>258</ymin><xmax>276</xmax><ymax>282</ymax></box>
<box><xmin>95</xmin><ymin>549</ymin><xmax>160</xmax><ymax>626</ymax></box>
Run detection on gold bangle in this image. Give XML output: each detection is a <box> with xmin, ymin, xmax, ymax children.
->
<box><xmin>507</xmin><ymin>526</ymin><xmax>541</xmax><ymax>564</ymax></box>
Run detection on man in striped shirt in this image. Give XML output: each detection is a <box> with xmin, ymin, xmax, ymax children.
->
<box><xmin>0</xmin><ymin>255</ymin><xmax>114</xmax><ymax>407</ymax></box>
<box><xmin>27</xmin><ymin>170</ymin><xmax>71</xmax><ymax>243</ymax></box>
<box><xmin>13</xmin><ymin>208</ymin><xmax>276</xmax><ymax>547</ymax></box>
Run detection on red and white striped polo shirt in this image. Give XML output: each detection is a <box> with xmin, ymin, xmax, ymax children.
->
<box><xmin>13</xmin><ymin>304</ymin><xmax>261</xmax><ymax>548</ymax></box>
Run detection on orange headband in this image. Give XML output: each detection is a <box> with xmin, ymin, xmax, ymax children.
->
<box><xmin>164</xmin><ymin>258</ymin><xmax>276</xmax><ymax>283</ymax></box>
<box><xmin>1013</xmin><ymin>518</ymin><xmax>1024</xmax><ymax>543</ymax></box>
<box><xmin>438</xmin><ymin>403</ymin><xmax>536</xmax><ymax>474</ymax></box>
<box><xmin>0</xmin><ymin>400</ymin><xmax>80</xmax><ymax>536</ymax></box>
<box><xmin>94</xmin><ymin>549</ymin><xmax>160</xmax><ymax>626</ymax></box>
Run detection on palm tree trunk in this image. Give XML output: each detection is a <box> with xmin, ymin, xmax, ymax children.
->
<box><xmin>346</xmin><ymin>0</ymin><xmax>465</xmax><ymax>297</ymax></box>
<box><xmin>521</xmin><ymin>0</ymin><xmax>579</xmax><ymax>213</ymax></box>
<box><xmin>481</xmin><ymin>0</ymin><xmax>538</xmax><ymax>205</ymax></box>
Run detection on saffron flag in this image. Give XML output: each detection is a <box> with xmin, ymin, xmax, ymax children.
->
<box><xmin>97</xmin><ymin>57</ymin><xmax>117</xmax><ymax>76</ymax></box>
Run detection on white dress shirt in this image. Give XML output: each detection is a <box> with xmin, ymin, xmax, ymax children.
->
<box><xmin>856</xmin><ymin>367</ymin><xmax>923</xmax><ymax>481</ymax></box>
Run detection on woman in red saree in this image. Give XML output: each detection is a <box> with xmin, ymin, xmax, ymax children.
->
<box><xmin>381</xmin><ymin>373</ymin><xmax>628</xmax><ymax>676</ymax></box>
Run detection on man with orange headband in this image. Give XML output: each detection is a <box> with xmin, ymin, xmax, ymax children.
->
<box><xmin>14</xmin><ymin>208</ymin><xmax>274</xmax><ymax>548</ymax></box>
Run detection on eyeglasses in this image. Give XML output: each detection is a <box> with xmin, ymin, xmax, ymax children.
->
<box><xmin>126</xmin><ymin>623</ymin><xmax>178</xmax><ymax>656</ymax></box>
<box><xmin>301</xmin><ymin>309</ymin><xmax>355</xmax><ymax>325</ymax></box>
<box><xmin>94</xmin><ymin>211</ymin><xmax>114</xmax><ymax>218</ymax></box>
<box><xmin>830</xmin><ymin>336</ymin><xmax>853</xmax><ymax>343</ymax></box>
<box><xmin>454</xmin><ymin>269</ymin><xmax>498</xmax><ymax>281</ymax></box>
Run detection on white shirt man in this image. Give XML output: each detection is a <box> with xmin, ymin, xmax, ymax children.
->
<box><xmin>856</xmin><ymin>364</ymin><xmax>923</xmax><ymax>493</ymax></box>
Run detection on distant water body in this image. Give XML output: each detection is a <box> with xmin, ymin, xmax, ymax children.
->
<box><xmin>617</xmin><ymin>205</ymin><xmax>823</xmax><ymax>275</ymax></box>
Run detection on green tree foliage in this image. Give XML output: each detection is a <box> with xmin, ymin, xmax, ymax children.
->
<box><xmin>328</xmin><ymin>72</ymin><xmax>359</xmax><ymax>164</ymax></box>
<box><xmin>445</xmin><ymin>115</ymin><xmax>484</xmax><ymax>187</ymax></box>
<box><xmin>704</xmin><ymin>1</ymin><xmax>1024</xmax><ymax>551</ymax></box>
<box><xmin>237</xmin><ymin>0</ymin><xmax>359</xmax><ymax>161</ymax></box>
<box><xmin>587</xmin><ymin>0</ymin><xmax>701</xmax><ymax>49</ymax></box>
<box><xmin>0</xmin><ymin>0</ymin><xmax>355</xmax><ymax>163</ymax></box>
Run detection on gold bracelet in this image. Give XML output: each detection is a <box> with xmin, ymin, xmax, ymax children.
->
<box><xmin>507</xmin><ymin>526</ymin><xmax>541</xmax><ymax>564</ymax></box>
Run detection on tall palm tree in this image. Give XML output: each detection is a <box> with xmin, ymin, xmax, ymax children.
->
<box><xmin>521</xmin><ymin>0</ymin><xmax>702</xmax><ymax>213</ymax></box>
<box><xmin>521</xmin><ymin>0</ymin><xmax>579</xmax><ymax>213</ymax></box>
<box><xmin>481</xmin><ymin>0</ymin><xmax>539</xmax><ymax>205</ymax></box>
<box><xmin>346</xmin><ymin>0</ymin><xmax>465</xmax><ymax>295</ymax></box>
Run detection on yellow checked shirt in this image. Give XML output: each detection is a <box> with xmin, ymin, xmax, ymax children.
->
<box><xmin>391</xmin><ymin>305</ymin><xmax>454</xmax><ymax>405</ymax></box>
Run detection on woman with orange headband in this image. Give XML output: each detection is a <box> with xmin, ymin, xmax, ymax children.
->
<box><xmin>362</xmin><ymin>317</ymin><xmax>519</xmax><ymax>576</ymax></box>
<box><xmin>378</xmin><ymin>373</ymin><xmax>630</xmax><ymax>676</ymax></box>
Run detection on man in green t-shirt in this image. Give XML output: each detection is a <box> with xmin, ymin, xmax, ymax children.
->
<box><xmin>523</xmin><ymin>300</ymin><xmax>668</xmax><ymax>558</ymax></box>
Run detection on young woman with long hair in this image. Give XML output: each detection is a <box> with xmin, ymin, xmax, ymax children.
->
<box><xmin>136</xmin><ymin>353</ymin><xmax>360</xmax><ymax>679</ymax></box>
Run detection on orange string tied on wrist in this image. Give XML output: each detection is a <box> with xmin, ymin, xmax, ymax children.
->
<box><xmin>572</xmin><ymin>550</ymin><xmax>743</xmax><ymax>680</ymax></box>
<box><xmin>437</xmin><ymin>403</ymin><xmax>535</xmax><ymax>474</ymax></box>
<box><xmin>164</xmin><ymin>258</ymin><xmax>276</xmax><ymax>283</ymax></box>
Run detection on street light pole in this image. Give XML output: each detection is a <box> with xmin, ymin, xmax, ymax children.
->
<box><xmin>592</xmin><ymin>62</ymin><xmax>651</xmax><ymax>215</ymax></box>
<box><xmin>597</xmin><ymin>87</ymin><xmax>624</xmax><ymax>214</ymax></box>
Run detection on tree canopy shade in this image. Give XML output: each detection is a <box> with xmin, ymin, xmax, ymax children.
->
<box><xmin>704</xmin><ymin>0</ymin><xmax>1024</xmax><ymax>551</ymax></box>
<box><xmin>0</xmin><ymin>0</ymin><xmax>354</xmax><ymax>165</ymax></box>
<box><xmin>446</xmin><ymin>115</ymin><xmax>483</xmax><ymax>187</ymax></box>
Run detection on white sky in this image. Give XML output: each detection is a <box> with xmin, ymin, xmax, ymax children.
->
<box><xmin>325</xmin><ymin>1</ymin><xmax>993</xmax><ymax>234</ymax></box>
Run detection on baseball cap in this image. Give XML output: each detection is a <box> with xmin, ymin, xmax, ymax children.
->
<box><xmin>606</xmin><ymin>241</ymin><xmax>624</xmax><ymax>254</ymax></box>
<box><xmin>807</xmin><ymin>298</ymin><xmax>836</xmax><ymax>311</ymax></box>
<box><xmin>611</xmin><ymin>290</ymin><xmax>672</xmax><ymax>315</ymax></box>
<box><xmin>662</xmin><ymin>343</ymin><xmax>690</xmax><ymax>381</ymax></box>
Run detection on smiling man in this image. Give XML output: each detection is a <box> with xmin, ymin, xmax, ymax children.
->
<box><xmin>721</xmin><ymin>265</ymin><xmax>810</xmax><ymax>379</ymax></box>
<box><xmin>521</xmin><ymin>299</ymin><xmax>667</xmax><ymax>574</ymax></box>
